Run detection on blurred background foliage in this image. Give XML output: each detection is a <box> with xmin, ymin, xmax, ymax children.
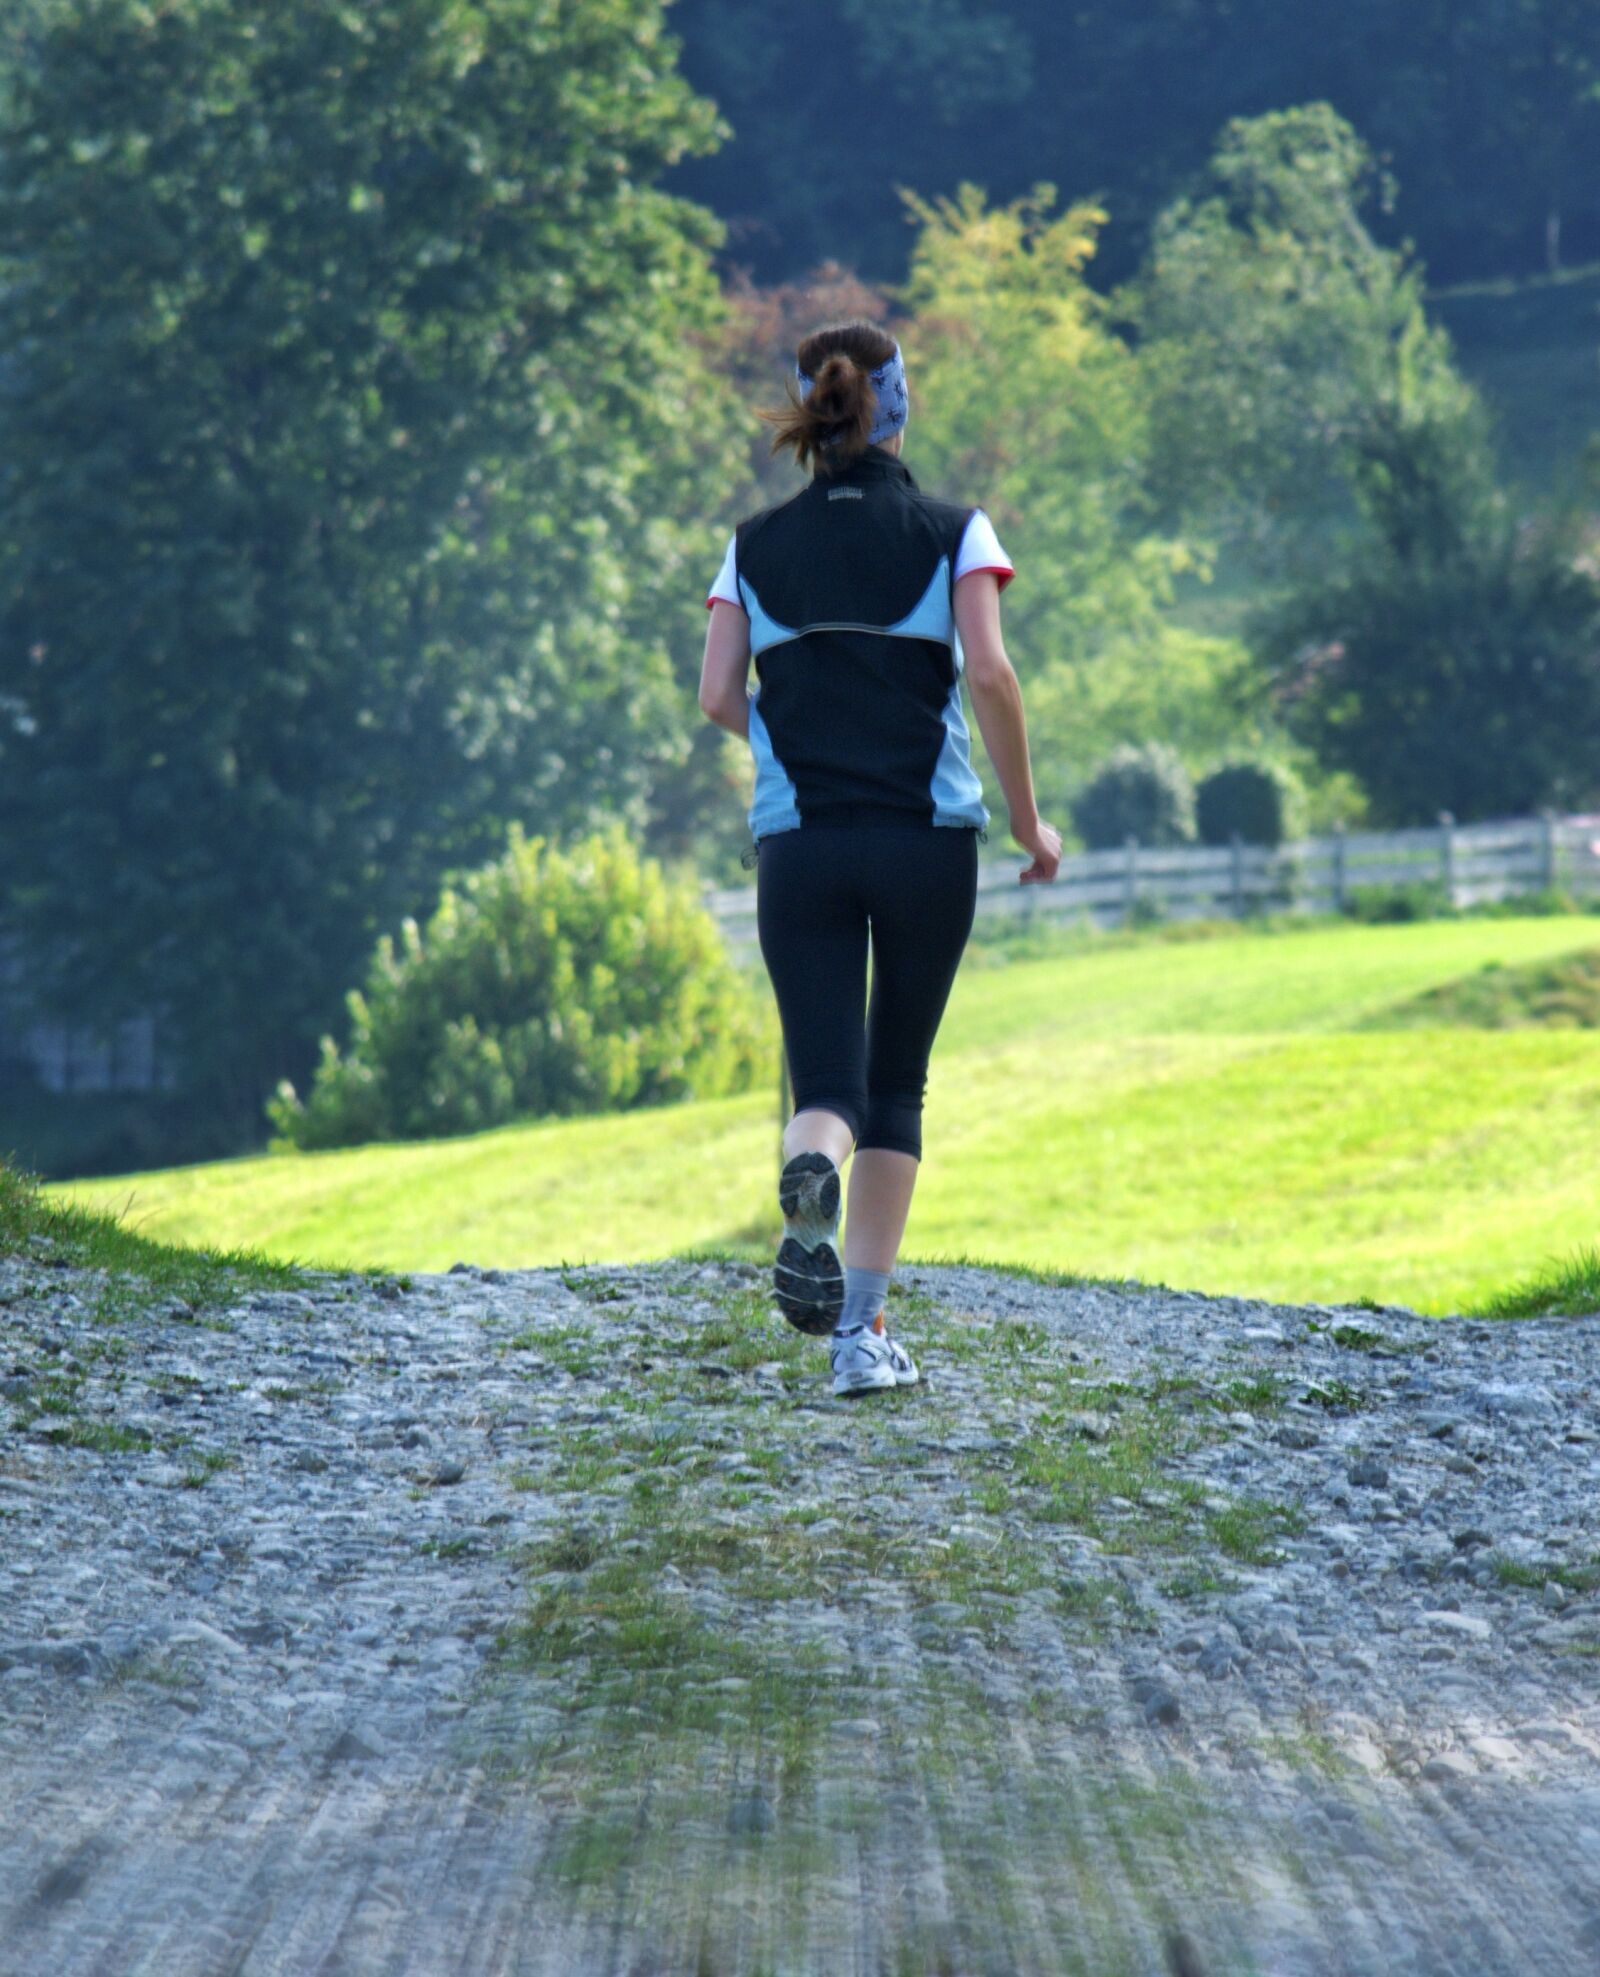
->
<box><xmin>0</xmin><ymin>0</ymin><xmax>1596</xmax><ymax>1170</ymax></box>
<box><xmin>669</xmin><ymin>0</ymin><xmax>1600</xmax><ymax>292</ymax></box>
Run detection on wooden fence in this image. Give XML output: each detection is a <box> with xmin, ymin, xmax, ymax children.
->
<box><xmin>704</xmin><ymin>810</ymin><xmax>1600</xmax><ymax>950</ymax></box>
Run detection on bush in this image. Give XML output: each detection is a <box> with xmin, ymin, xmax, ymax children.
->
<box><xmin>1341</xmin><ymin>881</ymin><xmax>1454</xmax><ymax>924</ymax></box>
<box><xmin>1195</xmin><ymin>761</ymin><xmax>1305</xmax><ymax>848</ymax></box>
<box><xmin>1070</xmin><ymin>743</ymin><xmax>1196</xmax><ymax>849</ymax></box>
<box><xmin>268</xmin><ymin>826</ymin><xmax>776</xmax><ymax>1149</ymax></box>
<box><xmin>1466</xmin><ymin>887</ymin><xmax>1594</xmax><ymax>919</ymax></box>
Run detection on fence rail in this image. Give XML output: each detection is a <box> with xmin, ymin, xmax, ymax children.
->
<box><xmin>705</xmin><ymin>810</ymin><xmax>1600</xmax><ymax>948</ymax></box>
<box><xmin>6</xmin><ymin>813</ymin><xmax>1598</xmax><ymax>1100</ymax></box>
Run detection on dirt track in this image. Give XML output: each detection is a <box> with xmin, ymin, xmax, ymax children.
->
<box><xmin>3</xmin><ymin>1249</ymin><xmax>1598</xmax><ymax>1973</ymax></box>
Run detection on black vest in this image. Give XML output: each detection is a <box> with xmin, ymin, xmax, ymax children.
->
<box><xmin>733</xmin><ymin>448</ymin><xmax>990</xmax><ymax>836</ymax></box>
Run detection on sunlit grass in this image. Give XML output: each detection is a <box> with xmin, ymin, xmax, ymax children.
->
<box><xmin>45</xmin><ymin>913</ymin><xmax>1600</xmax><ymax>1315</ymax></box>
<box><xmin>1478</xmin><ymin>1243</ymin><xmax>1600</xmax><ymax>1319</ymax></box>
<box><xmin>1</xmin><ymin>1159</ymin><xmax>306</xmax><ymax>1313</ymax></box>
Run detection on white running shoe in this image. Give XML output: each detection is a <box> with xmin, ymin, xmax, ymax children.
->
<box><xmin>880</xmin><ymin>1328</ymin><xmax>920</xmax><ymax>1388</ymax></box>
<box><xmin>829</xmin><ymin>1313</ymin><xmax>917</xmax><ymax>1397</ymax></box>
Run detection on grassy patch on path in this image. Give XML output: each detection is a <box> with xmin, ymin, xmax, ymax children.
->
<box><xmin>1476</xmin><ymin>1244</ymin><xmax>1600</xmax><ymax>1319</ymax></box>
<box><xmin>480</xmin><ymin>1264</ymin><xmax>1302</xmax><ymax>1961</ymax></box>
<box><xmin>49</xmin><ymin>914</ymin><xmax>1600</xmax><ymax>1314</ymax></box>
<box><xmin>2</xmin><ymin>1161</ymin><xmax>305</xmax><ymax>1319</ymax></box>
<box><xmin>0</xmin><ymin>1161</ymin><xmax>322</xmax><ymax>1458</ymax></box>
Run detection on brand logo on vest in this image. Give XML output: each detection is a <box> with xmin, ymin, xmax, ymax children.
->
<box><xmin>827</xmin><ymin>487</ymin><xmax>864</xmax><ymax>501</ymax></box>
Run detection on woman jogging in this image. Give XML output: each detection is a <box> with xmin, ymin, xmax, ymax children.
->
<box><xmin>698</xmin><ymin>321</ymin><xmax>1061</xmax><ymax>1397</ymax></box>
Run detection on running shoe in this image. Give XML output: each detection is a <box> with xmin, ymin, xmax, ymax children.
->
<box><xmin>880</xmin><ymin>1324</ymin><xmax>920</xmax><ymax>1388</ymax></box>
<box><xmin>774</xmin><ymin>1151</ymin><xmax>843</xmax><ymax>1336</ymax></box>
<box><xmin>830</xmin><ymin>1319</ymin><xmax>897</xmax><ymax>1397</ymax></box>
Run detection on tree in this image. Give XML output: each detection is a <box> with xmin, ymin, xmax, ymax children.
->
<box><xmin>668</xmin><ymin>0</ymin><xmax>1037</xmax><ymax>282</ymax></box>
<box><xmin>1127</xmin><ymin>105</ymin><xmax>1481</xmax><ymax>578</ymax></box>
<box><xmin>899</xmin><ymin>183</ymin><xmax>1186</xmax><ymax>670</ymax></box>
<box><xmin>1258</xmin><ymin>402</ymin><xmax>1600</xmax><ymax>824</ymax></box>
<box><xmin>666</xmin><ymin>2</ymin><xmax>1600</xmax><ymax>290</ymax></box>
<box><xmin>0</xmin><ymin>0</ymin><xmax>735</xmax><ymax>1147</ymax></box>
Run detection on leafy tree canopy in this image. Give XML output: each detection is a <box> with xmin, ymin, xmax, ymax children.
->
<box><xmin>900</xmin><ymin>183</ymin><xmax>1187</xmax><ymax>669</ymax></box>
<box><xmin>0</xmin><ymin>0</ymin><xmax>736</xmax><ymax>1142</ymax></box>
<box><xmin>1258</xmin><ymin>401</ymin><xmax>1600</xmax><ymax>824</ymax></box>
<box><xmin>1127</xmin><ymin>104</ymin><xmax>1481</xmax><ymax>578</ymax></box>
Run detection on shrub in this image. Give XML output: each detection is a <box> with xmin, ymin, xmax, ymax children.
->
<box><xmin>1070</xmin><ymin>743</ymin><xmax>1196</xmax><ymax>849</ymax></box>
<box><xmin>1195</xmin><ymin>761</ymin><xmax>1305</xmax><ymax>848</ymax></box>
<box><xmin>1466</xmin><ymin>887</ymin><xmax>1593</xmax><ymax>919</ymax></box>
<box><xmin>1341</xmin><ymin>881</ymin><xmax>1453</xmax><ymax>924</ymax></box>
<box><xmin>269</xmin><ymin>826</ymin><xmax>775</xmax><ymax>1149</ymax></box>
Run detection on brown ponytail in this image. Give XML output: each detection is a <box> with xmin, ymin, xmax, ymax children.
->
<box><xmin>760</xmin><ymin>320</ymin><xmax>898</xmax><ymax>474</ymax></box>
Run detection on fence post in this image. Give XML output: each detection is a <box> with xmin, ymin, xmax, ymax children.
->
<box><xmin>1332</xmin><ymin>819</ymin><xmax>1346</xmax><ymax>914</ymax></box>
<box><xmin>1539</xmin><ymin>807</ymin><xmax>1558</xmax><ymax>893</ymax></box>
<box><xmin>1123</xmin><ymin>834</ymin><xmax>1139</xmax><ymax>925</ymax></box>
<box><xmin>1438</xmin><ymin>810</ymin><xmax>1456</xmax><ymax>907</ymax></box>
<box><xmin>1230</xmin><ymin>832</ymin><xmax>1244</xmax><ymax>919</ymax></box>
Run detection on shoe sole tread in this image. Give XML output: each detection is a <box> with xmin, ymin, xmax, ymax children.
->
<box><xmin>778</xmin><ymin>1153</ymin><xmax>841</xmax><ymax>1239</ymax></box>
<box><xmin>774</xmin><ymin>1236</ymin><xmax>843</xmax><ymax>1336</ymax></box>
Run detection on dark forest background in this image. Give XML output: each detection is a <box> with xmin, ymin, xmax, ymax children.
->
<box><xmin>668</xmin><ymin>0</ymin><xmax>1600</xmax><ymax>289</ymax></box>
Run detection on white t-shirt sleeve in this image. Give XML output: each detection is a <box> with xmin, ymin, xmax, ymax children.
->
<box><xmin>705</xmin><ymin>533</ymin><xmax>742</xmax><ymax>610</ymax></box>
<box><xmin>954</xmin><ymin>509</ymin><xmax>1015</xmax><ymax>590</ymax></box>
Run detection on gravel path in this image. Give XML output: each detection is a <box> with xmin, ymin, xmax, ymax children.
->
<box><xmin>3</xmin><ymin>1242</ymin><xmax>1599</xmax><ymax>1974</ymax></box>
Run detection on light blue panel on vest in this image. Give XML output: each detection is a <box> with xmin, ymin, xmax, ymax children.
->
<box><xmin>884</xmin><ymin>556</ymin><xmax>953</xmax><ymax>643</ymax></box>
<box><xmin>929</xmin><ymin>674</ymin><xmax>990</xmax><ymax>828</ymax></box>
<box><xmin>746</xmin><ymin>694</ymin><xmax>802</xmax><ymax>836</ymax></box>
<box><xmin>739</xmin><ymin>574</ymin><xmax>801</xmax><ymax>658</ymax></box>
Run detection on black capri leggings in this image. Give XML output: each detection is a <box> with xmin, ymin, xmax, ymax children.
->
<box><xmin>756</xmin><ymin>822</ymin><xmax>979</xmax><ymax>1160</ymax></box>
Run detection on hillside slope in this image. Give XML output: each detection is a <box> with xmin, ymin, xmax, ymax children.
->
<box><xmin>54</xmin><ymin>914</ymin><xmax>1600</xmax><ymax>1313</ymax></box>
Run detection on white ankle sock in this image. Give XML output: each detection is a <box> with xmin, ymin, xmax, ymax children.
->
<box><xmin>836</xmin><ymin>1267</ymin><xmax>890</xmax><ymax>1337</ymax></box>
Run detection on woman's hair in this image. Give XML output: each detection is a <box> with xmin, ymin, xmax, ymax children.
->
<box><xmin>760</xmin><ymin>320</ymin><xmax>898</xmax><ymax>474</ymax></box>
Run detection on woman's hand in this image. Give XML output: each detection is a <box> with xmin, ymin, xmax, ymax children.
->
<box><xmin>1011</xmin><ymin>811</ymin><xmax>1062</xmax><ymax>884</ymax></box>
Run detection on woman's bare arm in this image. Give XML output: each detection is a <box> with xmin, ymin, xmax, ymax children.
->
<box><xmin>698</xmin><ymin>601</ymin><xmax>751</xmax><ymax>739</ymax></box>
<box><xmin>954</xmin><ymin>572</ymin><xmax>1061</xmax><ymax>883</ymax></box>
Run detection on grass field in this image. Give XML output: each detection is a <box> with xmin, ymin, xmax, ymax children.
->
<box><xmin>49</xmin><ymin>913</ymin><xmax>1600</xmax><ymax>1315</ymax></box>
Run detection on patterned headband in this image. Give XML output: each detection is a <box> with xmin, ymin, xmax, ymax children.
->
<box><xmin>795</xmin><ymin>342</ymin><xmax>908</xmax><ymax>448</ymax></box>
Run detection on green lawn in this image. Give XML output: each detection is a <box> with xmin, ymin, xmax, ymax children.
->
<box><xmin>51</xmin><ymin>914</ymin><xmax>1600</xmax><ymax>1315</ymax></box>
